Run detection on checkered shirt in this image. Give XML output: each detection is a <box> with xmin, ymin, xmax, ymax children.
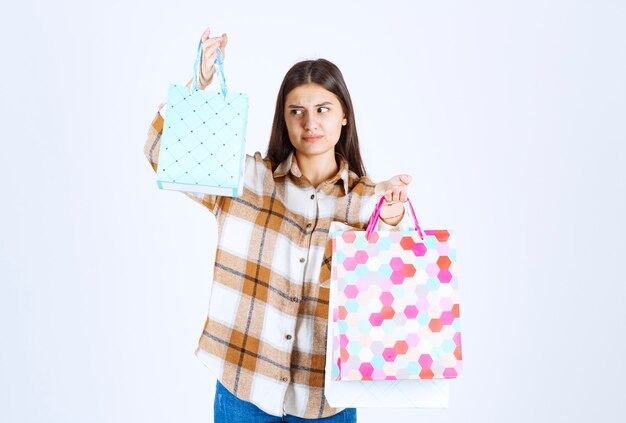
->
<box><xmin>144</xmin><ymin>109</ymin><xmax>413</xmax><ymax>418</ymax></box>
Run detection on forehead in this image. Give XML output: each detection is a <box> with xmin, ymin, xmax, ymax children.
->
<box><xmin>285</xmin><ymin>83</ymin><xmax>339</xmax><ymax>105</ymax></box>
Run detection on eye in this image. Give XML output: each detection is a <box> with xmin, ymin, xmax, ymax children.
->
<box><xmin>318</xmin><ymin>107</ymin><xmax>329</xmax><ymax>113</ymax></box>
<box><xmin>290</xmin><ymin>109</ymin><xmax>303</xmax><ymax>116</ymax></box>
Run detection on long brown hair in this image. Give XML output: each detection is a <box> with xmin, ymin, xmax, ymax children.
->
<box><xmin>266</xmin><ymin>59</ymin><xmax>367</xmax><ymax>177</ymax></box>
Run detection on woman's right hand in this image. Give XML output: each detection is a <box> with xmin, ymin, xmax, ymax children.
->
<box><xmin>198</xmin><ymin>27</ymin><xmax>228</xmax><ymax>89</ymax></box>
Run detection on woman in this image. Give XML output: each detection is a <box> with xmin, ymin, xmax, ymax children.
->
<box><xmin>144</xmin><ymin>28</ymin><xmax>414</xmax><ymax>422</ymax></box>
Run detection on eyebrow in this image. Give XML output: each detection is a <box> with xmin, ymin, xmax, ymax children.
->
<box><xmin>287</xmin><ymin>102</ymin><xmax>333</xmax><ymax>108</ymax></box>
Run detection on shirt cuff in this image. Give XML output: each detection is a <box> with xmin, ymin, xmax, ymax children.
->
<box><xmin>158</xmin><ymin>102</ymin><xmax>167</xmax><ymax>119</ymax></box>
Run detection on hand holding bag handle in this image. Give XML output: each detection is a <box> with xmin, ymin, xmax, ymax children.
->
<box><xmin>365</xmin><ymin>197</ymin><xmax>425</xmax><ymax>241</ymax></box>
<box><xmin>156</xmin><ymin>37</ymin><xmax>248</xmax><ymax>196</ymax></box>
<box><xmin>191</xmin><ymin>39</ymin><xmax>227</xmax><ymax>96</ymax></box>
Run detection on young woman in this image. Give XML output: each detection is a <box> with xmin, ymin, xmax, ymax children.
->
<box><xmin>144</xmin><ymin>28</ymin><xmax>414</xmax><ymax>423</ymax></box>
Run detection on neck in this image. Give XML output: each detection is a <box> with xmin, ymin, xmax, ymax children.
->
<box><xmin>294</xmin><ymin>150</ymin><xmax>339</xmax><ymax>188</ymax></box>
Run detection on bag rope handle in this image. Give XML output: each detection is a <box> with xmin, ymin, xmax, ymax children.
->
<box><xmin>191</xmin><ymin>39</ymin><xmax>227</xmax><ymax>97</ymax></box>
<box><xmin>365</xmin><ymin>196</ymin><xmax>424</xmax><ymax>240</ymax></box>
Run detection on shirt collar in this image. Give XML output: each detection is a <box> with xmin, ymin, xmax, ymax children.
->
<box><xmin>273</xmin><ymin>150</ymin><xmax>350</xmax><ymax>194</ymax></box>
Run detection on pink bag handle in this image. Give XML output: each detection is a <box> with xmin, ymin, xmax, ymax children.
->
<box><xmin>365</xmin><ymin>196</ymin><xmax>424</xmax><ymax>240</ymax></box>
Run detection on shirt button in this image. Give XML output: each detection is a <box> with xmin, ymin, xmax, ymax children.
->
<box><xmin>291</xmin><ymin>297</ymin><xmax>299</xmax><ymax>303</ymax></box>
<box><xmin>282</xmin><ymin>376</ymin><xmax>289</xmax><ymax>382</ymax></box>
<box><xmin>299</xmin><ymin>257</ymin><xmax>305</xmax><ymax>263</ymax></box>
<box><xmin>310</xmin><ymin>194</ymin><xmax>315</xmax><ymax>200</ymax></box>
<box><xmin>285</xmin><ymin>334</ymin><xmax>292</xmax><ymax>340</ymax></box>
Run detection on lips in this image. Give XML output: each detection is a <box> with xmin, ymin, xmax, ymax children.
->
<box><xmin>303</xmin><ymin>135</ymin><xmax>323</xmax><ymax>142</ymax></box>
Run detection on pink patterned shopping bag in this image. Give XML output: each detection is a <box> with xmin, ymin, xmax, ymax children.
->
<box><xmin>330</xmin><ymin>197</ymin><xmax>462</xmax><ymax>381</ymax></box>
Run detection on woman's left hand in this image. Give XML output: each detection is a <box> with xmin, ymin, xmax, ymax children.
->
<box><xmin>375</xmin><ymin>174</ymin><xmax>412</xmax><ymax>223</ymax></box>
<box><xmin>375</xmin><ymin>174</ymin><xmax>412</xmax><ymax>203</ymax></box>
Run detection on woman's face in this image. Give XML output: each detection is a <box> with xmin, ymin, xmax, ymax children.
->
<box><xmin>284</xmin><ymin>83</ymin><xmax>347</xmax><ymax>162</ymax></box>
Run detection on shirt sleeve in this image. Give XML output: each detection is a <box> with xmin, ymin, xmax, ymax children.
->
<box><xmin>143</xmin><ymin>103</ymin><xmax>222</xmax><ymax>215</ymax></box>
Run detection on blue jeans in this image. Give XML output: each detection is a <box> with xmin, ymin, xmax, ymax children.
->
<box><xmin>214</xmin><ymin>380</ymin><xmax>357</xmax><ymax>422</ymax></box>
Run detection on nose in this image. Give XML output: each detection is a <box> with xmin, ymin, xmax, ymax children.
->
<box><xmin>303</xmin><ymin>111</ymin><xmax>318</xmax><ymax>131</ymax></box>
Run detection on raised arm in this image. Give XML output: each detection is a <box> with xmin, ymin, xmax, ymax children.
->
<box><xmin>143</xmin><ymin>28</ymin><xmax>229</xmax><ymax>215</ymax></box>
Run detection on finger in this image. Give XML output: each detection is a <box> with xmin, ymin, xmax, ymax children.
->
<box><xmin>201</xmin><ymin>27</ymin><xmax>211</xmax><ymax>42</ymax></box>
<box><xmin>202</xmin><ymin>55</ymin><xmax>217</xmax><ymax>78</ymax></box>
<box><xmin>387</xmin><ymin>190</ymin><xmax>398</xmax><ymax>203</ymax></box>
<box><xmin>385</xmin><ymin>189</ymin><xmax>392</xmax><ymax>203</ymax></box>
<box><xmin>203</xmin><ymin>43</ymin><xmax>218</xmax><ymax>58</ymax></box>
<box><xmin>392</xmin><ymin>186</ymin><xmax>400</xmax><ymax>202</ymax></box>
<box><xmin>202</xmin><ymin>51</ymin><xmax>217</xmax><ymax>79</ymax></box>
<box><xmin>202</xmin><ymin>47</ymin><xmax>218</xmax><ymax>69</ymax></box>
<box><xmin>200</xmin><ymin>50</ymin><xmax>217</xmax><ymax>80</ymax></box>
<box><xmin>220</xmin><ymin>33</ymin><xmax>228</xmax><ymax>57</ymax></box>
<box><xmin>202</xmin><ymin>37</ymin><xmax>220</xmax><ymax>56</ymax></box>
<box><xmin>202</xmin><ymin>64</ymin><xmax>215</xmax><ymax>79</ymax></box>
<box><xmin>400</xmin><ymin>174</ymin><xmax>412</xmax><ymax>185</ymax></box>
<box><xmin>202</xmin><ymin>38</ymin><xmax>221</xmax><ymax>52</ymax></box>
<box><xmin>399</xmin><ymin>189</ymin><xmax>407</xmax><ymax>203</ymax></box>
<box><xmin>206</xmin><ymin>50</ymin><xmax>218</xmax><ymax>65</ymax></box>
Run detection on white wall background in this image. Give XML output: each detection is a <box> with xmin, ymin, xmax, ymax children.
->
<box><xmin>1</xmin><ymin>1</ymin><xmax>625</xmax><ymax>422</ymax></box>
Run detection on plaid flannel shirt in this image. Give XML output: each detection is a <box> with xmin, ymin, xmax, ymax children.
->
<box><xmin>144</xmin><ymin>107</ymin><xmax>414</xmax><ymax>418</ymax></box>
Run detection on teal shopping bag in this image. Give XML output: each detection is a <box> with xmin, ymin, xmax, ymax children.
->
<box><xmin>156</xmin><ymin>40</ymin><xmax>249</xmax><ymax>196</ymax></box>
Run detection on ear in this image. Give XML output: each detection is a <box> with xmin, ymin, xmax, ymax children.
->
<box><xmin>342</xmin><ymin>116</ymin><xmax>347</xmax><ymax>126</ymax></box>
